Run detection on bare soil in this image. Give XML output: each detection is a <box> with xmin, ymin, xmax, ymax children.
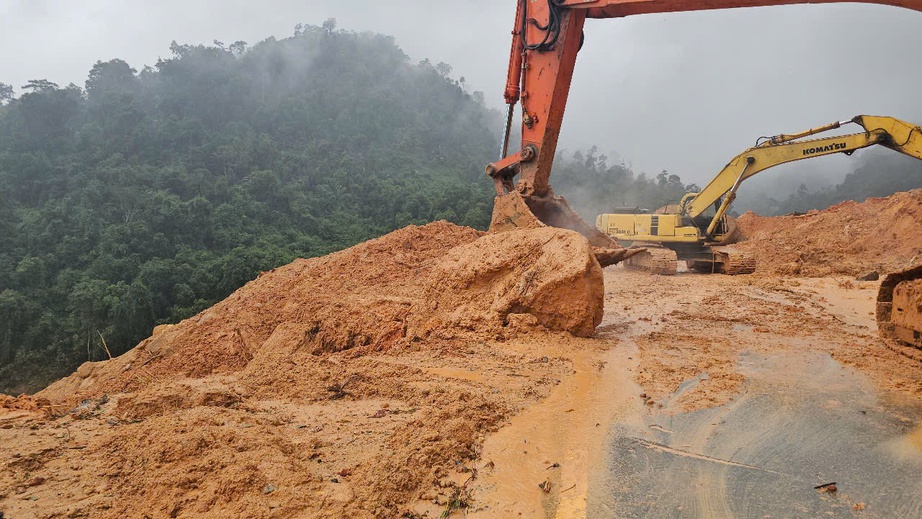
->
<box><xmin>1</xmin><ymin>222</ymin><xmax>604</xmax><ymax>518</ymax></box>
<box><xmin>737</xmin><ymin>188</ymin><xmax>922</xmax><ymax>276</ymax></box>
<box><xmin>2</xmin><ymin>192</ymin><xmax>921</xmax><ymax>518</ymax></box>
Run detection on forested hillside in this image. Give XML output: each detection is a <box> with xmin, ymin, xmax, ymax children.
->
<box><xmin>0</xmin><ymin>23</ymin><xmax>503</xmax><ymax>392</ymax></box>
<box><xmin>741</xmin><ymin>152</ymin><xmax>922</xmax><ymax>215</ymax></box>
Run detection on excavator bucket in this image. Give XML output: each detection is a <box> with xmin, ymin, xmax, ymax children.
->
<box><xmin>877</xmin><ymin>264</ymin><xmax>922</xmax><ymax>362</ymax></box>
<box><xmin>490</xmin><ymin>191</ymin><xmax>643</xmax><ymax>267</ymax></box>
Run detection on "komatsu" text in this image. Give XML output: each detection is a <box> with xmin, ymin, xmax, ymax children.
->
<box><xmin>803</xmin><ymin>142</ymin><xmax>847</xmax><ymax>156</ymax></box>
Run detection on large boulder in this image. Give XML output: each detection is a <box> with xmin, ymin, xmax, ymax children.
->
<box><xmin>409</xmin><ymin>227</ymin><xmax>604</xmax><ymax>337</ymax></box>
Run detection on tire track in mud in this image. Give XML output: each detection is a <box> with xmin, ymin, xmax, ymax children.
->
<box><xmin>597</xmin><ymin>269</ymin><xmax>922</xmax><ymax>518</ymax></box>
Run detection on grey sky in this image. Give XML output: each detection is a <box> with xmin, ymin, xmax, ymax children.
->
<box><xmin>2</xmin><ymin>1</ymin><xmax>921</xmax><ymax>189</ymax></box>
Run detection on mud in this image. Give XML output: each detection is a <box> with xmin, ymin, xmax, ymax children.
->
<box><xmin>3</xmin><ymin>192</ymin><xmax>922</xmax><ymax>518</ymax></box>
<box><xmin>0</xmin><ymin>222</ymin><xmax>607</xmax><ymax>519</ymax></box>
<box><xmin>600</xmin><ymin>350</ymin><xmax>922</xmax><ymax>518</ymax></box>
<box><xmin>461</xmin><ymin>335</ymin><xmax>639</xmax><ymax>518</ymax></box>
<box><xmin>460</xmin><ymin>268</ymin><xmax>920</xmax><ymax>518</ymax></box>
<box><xmin>737</xmin><ymin>189</ymin><xmax>922</xmax><ymax>277</ymax></box>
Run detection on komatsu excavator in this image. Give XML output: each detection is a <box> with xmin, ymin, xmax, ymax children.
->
<box><xmin>486</xmin><ymin>0</ymin><xmax>922</xmax><ymax>358</ymax></box>
<box><xmin>596</xmin><ymin>115</ymin><xmax>922</xmax><ymax>275</ymax></box>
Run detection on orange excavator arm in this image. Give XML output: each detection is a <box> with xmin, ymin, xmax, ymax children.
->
<box><xmin>486</xmin><ymin>0</ymin><xmax>922</xmax><ymax>262</ymax></box>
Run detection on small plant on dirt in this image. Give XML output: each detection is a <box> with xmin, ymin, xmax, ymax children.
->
<box><xmin>326</xmin><ymin>374</ymin><xmax>360</xmax><ymax>400</ymax></box>
<box><xmin>439</xmin><ymin>484</ymin><xmax>472</xmax><ymax>518</ymax></box>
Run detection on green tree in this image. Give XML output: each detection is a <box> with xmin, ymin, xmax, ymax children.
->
<box><xmin>0</xmin><ymin>27</ymin><xmax>502</xmax><ymax>393</ymax></box>
<box><xmin>0</xmin><ymin>82</ymin><xmax>13</xmax><ymax>105</ymax></box>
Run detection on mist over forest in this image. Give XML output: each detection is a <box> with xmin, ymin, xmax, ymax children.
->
<box><xmin>1</xmin><ymin>21</ymin><xmax>920</xmax><ymax>392</ymax></box>
<box><xmin>734</xmin><ymin>148</ymin><xmax>922</xmax><ymax>215</ymax></box>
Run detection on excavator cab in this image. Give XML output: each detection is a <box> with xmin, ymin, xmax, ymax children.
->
<box><xmin>696</xmin><ymin>200</ymin><xmax>733</xmax><ymax>242</ymax></box>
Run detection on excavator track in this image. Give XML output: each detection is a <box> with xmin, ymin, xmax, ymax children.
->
<box><xmin>687</xmin><ymin>247</ymin><xmax>756</xmax><ymax>275</ymax></box>
<box><xmin>623</xmin><ymin>245</ymin><xmax>678</xmax><ymax>275</ymax></box>
<box><xmin>711</xmin><ymin>246</ymin><xmax>757</xmax><ymax>275</ymax></box>
<box><xmin>877</xmin><ymin>265</ymin><xmax>922</xmax><ymax>362</ymax></box>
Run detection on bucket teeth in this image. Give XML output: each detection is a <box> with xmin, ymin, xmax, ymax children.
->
<box><xmin>490</xmin><ymin>191</ymin><xmax>639</xmax><ymax>267</ymax></box>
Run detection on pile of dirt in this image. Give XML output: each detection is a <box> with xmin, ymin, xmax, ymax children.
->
<box><xmin>42</xmin><ymin>223</ymin><xmax>603</xmax><ymax>403</ymax></box>
<box><xmin>0</xmin><ymin>394</ymin><xmax>50</xmax><ymax>415</ymax></box>
<box><xmin>410</xmin><ymin>228</ymin><xmax>604</xmax><ymax>338</ymax></box>
<box><xmin>2</xmin><ymin>221</ymin><xmax>607</xmax><ymax>518</ymax></box>
<box><xmin>737</xmin><ymin>189</ymin><xmax>922</xmax><ymax>277</ymax></box>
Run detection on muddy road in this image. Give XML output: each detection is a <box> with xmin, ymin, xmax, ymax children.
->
<box><xmin>468</xmin><ymin>268</ymin><xmax>922</xmax><ymax>518</ymax></box>
<box><xmin>2</xmin><ymin>259</ymin><xmax>920</xmax><ymax>518</ymax></box>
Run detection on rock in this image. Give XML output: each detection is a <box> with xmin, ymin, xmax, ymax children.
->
<box><xmin>152</xmin><ymin>324</ymin><xmax>175</xmax><ymax>337</ymax></box>
<box><xmin>856</xmin><ymin>271</ymin><xmax>880</xmax><ymax>281</ymax></box>
<box><xmin>409</xmin><ymin>227</ymin><xmax>604</xmax><ymax>338</ymax></box>
<box><xmin>75</xmin><ymin>362</ymin><xmax>100</xmax><ymax>379</ymax></box>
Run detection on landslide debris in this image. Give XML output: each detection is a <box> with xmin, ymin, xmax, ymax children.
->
<box><xmin>409</xmin><ymin>227</ymin><xmax>604</xmax><ymax>338</ymax></box>
<box><xmin>2</xmin><ymin>221</ymin><xmax>606</xmax><ymax>518</ymax></box>
<box><xmin>737</xmin><ymin>189</ymin><xmax>922</xmax><ymax>277</ymax></box>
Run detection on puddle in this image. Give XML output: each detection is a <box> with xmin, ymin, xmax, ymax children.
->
<box><xmin>596</xmin><ymin>351</ymin><xmax>922</xmax><ymax>518</ymax></box>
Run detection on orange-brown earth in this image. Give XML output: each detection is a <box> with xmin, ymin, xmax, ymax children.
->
<box><xmin>1</xmin><ymin>222</ymin><xmax>606</xmax><ymax>518</ymax></box>
<box><xmin>737</xmin><ymin>188</ymin><xmax>922</xmax><ymax>276</ymax></box>
<box><xmin>3</xmin><ymin>192</ymin><xmax>922</xmax><ymax>518</ymax></box>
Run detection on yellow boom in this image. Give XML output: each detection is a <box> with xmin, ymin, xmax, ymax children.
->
<box><xmin>685</xmin><ymin>115</ymin><xmax>922</xmax><ymax>236</ymax></box>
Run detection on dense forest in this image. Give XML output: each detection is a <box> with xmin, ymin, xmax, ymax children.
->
<box><xmin>1</xmin><ymin>22</ymin><xmax>917</xmax><ymax>393</ymax></box>
<box><xmin>0</xmin><ymin>23</ymin><xmax>504</xmax><ymax>392</ymax></box>
<box><xmin>0</xmin><ymin>22</ymin><xmax>701</xmax><ymax>393</ymax></box>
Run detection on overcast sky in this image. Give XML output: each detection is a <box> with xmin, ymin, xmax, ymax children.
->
<box><xmin>2</xmin><ymin>0</ymin><xmax>922</xmax><ymax>189</ymax></box>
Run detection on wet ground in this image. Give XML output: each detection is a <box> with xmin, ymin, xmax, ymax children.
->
<box><xmin>6</xmin><ymin>265</ymin><xmax>917</xmax><ymax>518</ymax></box>
<box><xmin>471</xmin><ymin>267</ymin><xmax>922</xmax><ymax>518</ymax></box>
<box><xmin>596</xmin><ymin>351</ymin><xmax>922</xmax><ymax>518</ymax></box>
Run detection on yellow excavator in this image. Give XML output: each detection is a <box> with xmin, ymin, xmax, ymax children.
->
<box><xmin>595</xmin><ymin>115</ymin><xmax>922</xmax><ymax>275</ymax></box>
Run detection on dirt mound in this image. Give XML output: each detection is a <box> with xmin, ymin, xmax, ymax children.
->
<box><xmin>0</xmin><ymin>394</ymin><xmax>50</xmax><ymax>415</ymax></box>
<box><xmin>737</xmin><ymin>189</ymin><xmax>922</xmax><ymax>276</ymax></box>
<box><xmin>42</xmin><ymin>221</ymin><xmax>483</xmax><ymax>400</ymax></box>
<box><xmin>409</xmin><ymin>227</ymin><xmax>603</xmax><ymax>338</ymax></box>
<box><xmin>42</xmin><ymin>223</ymin><xmax>602</xmax><ymax>402</ymax></box>
<box><xmin>3</xmin><ymin>221</ymin><xmax>608</xmax><ymax>518</ymax></box>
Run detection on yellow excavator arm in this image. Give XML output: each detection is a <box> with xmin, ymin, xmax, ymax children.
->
<box><xmin>684</xmin><ymin>115</ymin><xmax>922</xmax><ymax>238</ymax></box>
